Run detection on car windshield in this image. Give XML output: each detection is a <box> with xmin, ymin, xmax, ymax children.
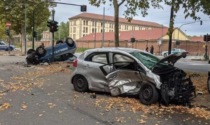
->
<box><xmin>130</xmin><ymin>51</ymin><xmax>160</xmax><ymax>69</ymax></box>
<box><xmin>130</xmin><ymin>51</ymin><xmax>172</xmax><ymax>69</ymax></box>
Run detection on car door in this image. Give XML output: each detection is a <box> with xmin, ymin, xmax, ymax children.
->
<box><xmin>103</xmin><ymin>53</ymin><xmax>145</xmax><ymax>96</ymax></box>
<box><xmin>83</xmin><ymin>52</ymin><xmax>111</xmax><ymax>91</ymax></box>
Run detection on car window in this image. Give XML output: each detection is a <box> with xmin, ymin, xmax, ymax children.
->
<box><xmin>113</xmin><ymin>54</ymin><xmax>136</xmax><ymax>70</ymax></box>
<box><xmin>85</xmin><ymin>53</ymin><xmax>108</xmax><ymax>64</ymax></box>
<box><xmin>114</xmin><ymin>54</ymin><xmax>134</xmax><ymax>63</ymax></box>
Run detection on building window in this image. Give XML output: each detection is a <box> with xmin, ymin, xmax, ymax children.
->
<box><xmin>95</xmin><ymin>28</ymin><xmax>97</xmax><ymax>32</ymax></box>
<box><xmin>86</xmin><ymin>27</ymin><xmax>88</xmax><ymax>33</ymax></box>
<box><xmin>139</xmin><ymin>27</ymin><xmax>142</xmax><ymax>30</ymax></box>
<box><xmin>101</xmin><ymin>29</ymin><xmax>103</xmax><ymax>32</ymax></box>
<box><xmin>73</xmin><ymin>34</ymin><xmax>76</xmax><ymax>39</ymax></box>
<box><xmin>101</xmin><ymin>22</ymin><xmax>103</xmax><ymax>26</ymax></box>
<box><xmin>73</xmin><ymin>27</ymin><xmax>76</xmax><ymax>33</ymax></box>
<box><xmin>83</xmin><ymin>20</ymin><xmax>86</xmax><ymax>25</ymax></box>
<box><xmin>92</xmin><ymin>21</ymin><xmax>95</xmax><ymax>26</ymax></box>
<box><xmin>73</xmin><ymin>21</ymin><xmax>76</xmax><ymax>25</ymax></box>
<box><xmin>83</xmin><ymin>27</ymin><xmax>85</xmax><ymax>33</ymax></box>
<box><xmin>83</xmin><ymin>34</ymin><xmax>85</xmax><ymax>37</ymax></box>
<box><xmin>86</xmin><ymin>21</ymin><xmax>88</xmax><ymax>25</ymax></box>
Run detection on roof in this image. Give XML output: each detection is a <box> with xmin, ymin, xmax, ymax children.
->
<box><xmin>69</xmin><ymin>13</ymin><xmax>163</xmax><ymax>27</ymax></box>
<box><xmin>191</xmin><ymin>37</ymin><xmax>204</xmax><ymax>42</ymax></box>
<box><xmin>79</xmin><ymin>28</ymin><xmax>169</xmax><ymax>41</ymax></box>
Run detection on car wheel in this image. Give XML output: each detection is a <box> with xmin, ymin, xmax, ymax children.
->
<box><xmin>65</xmin><ymin>38</ymin><xmax>75</xmax><ymax>47</ymax></box>
<box><xmin>164</xmin><ymin>53</ymin><xmax>167</xmax><ymax>57</ymax></box>
<box><xmin>56</xmin><ymin>40</ymin><xmax>63</xmax><ymax>45</ymax></box>
<box><xmin>36</xmin><ymin>46</ymin><xmax>46</xmax><ymax>57</ymax></box>
<box><xmin>73</xmin><ymin>75</ymin><xmax>88</xmax><ymax>92</ymax></box>
<box><xmin>139</xmin><ymin>83</ymin><xmax>159</xmax><ymax>105</ymax></box>
<box><xmin>27</xmin><ymin>49</ymin><xmax>35</xmax><ymax>55</ymax></box>
<box><xmin>208</xmin><ymin>78</ymin><xmax>210</xmax><ymax>93</ymax></box>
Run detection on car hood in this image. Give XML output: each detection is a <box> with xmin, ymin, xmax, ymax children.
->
<box><xmin>151</xmin><ymin>52</ymin><xmax>187</xmax><ymax>69</ymax></box>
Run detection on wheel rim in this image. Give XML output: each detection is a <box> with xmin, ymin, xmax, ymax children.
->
<box><xmin>142</xmin><ymin>85</ymin><xmax>153</xmax><ymax>101</ymax></box>
<box><xmin>76</xmin><ymin>78</ymin><xmax>85</xmax><ymax>89</ymax></box>
<box><xmin>38</xmin><ymin>48</ymin><xmax>44</xmax><ymax>54</ymax></box>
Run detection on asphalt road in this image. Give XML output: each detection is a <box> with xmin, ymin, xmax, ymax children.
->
<box><xmin>0</xmin><ymin>54</ymin><xmax>209</xmax><ymax>73</ymax></box>
<box><xmin>0</xmin><ymin>60</ymin><xmax>210</xmax><ymax>125</ymax></box>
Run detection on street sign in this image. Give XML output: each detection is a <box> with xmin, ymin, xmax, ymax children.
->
<box><xmin>6</xmin><ymin>22</ymin><xmax>11</xmax><ymax>27</ymax></box>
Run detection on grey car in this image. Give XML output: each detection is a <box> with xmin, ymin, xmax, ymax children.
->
<box><xmin>70</xmin><ymin>48</ymin><xmax>195</xmax><ymax>105</ymax></box>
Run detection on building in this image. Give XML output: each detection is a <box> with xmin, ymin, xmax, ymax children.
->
<box><xmin>40</xmin><ymin>31</ymin><xmax>52</xmax><ymax>42</ymax></box>
<box><xmin>78</xmin><ymin>28</ymin><xmax>190</xmax><ymax>42</ymax></box>
<box><xmin>69</xmin><ymin>13</ymin><xmax>164</xmax><ymax>40</ymax></box>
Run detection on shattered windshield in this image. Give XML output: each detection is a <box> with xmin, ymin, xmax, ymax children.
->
<box><xmin>130</xmin><ymin>51</ymin><xmax>171</xmax><ymax>69</ymax></box>
<box><xmin>130</xmin><ymin>52</ymin><xmax>160</xmax><ymax>69</ymax></box>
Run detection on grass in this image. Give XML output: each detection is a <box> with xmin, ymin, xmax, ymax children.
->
<box><xmin>76</xmin><ymin>48</ymin><xmax>90</xmax><ymax>53</ymax></box>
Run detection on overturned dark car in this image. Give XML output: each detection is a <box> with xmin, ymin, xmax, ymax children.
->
<box><xmin>71</xmin><ymin>48</ymin><xmax>196</xmax><ymax>105</ymax></box>
<box><xmin>26</xmin><ymin>37</ymin><xmax>76</xmax><ymax>64</ymax></box>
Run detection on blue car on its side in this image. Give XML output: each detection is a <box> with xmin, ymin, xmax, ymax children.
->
<box><xmin>0</xmin><ymin>41</ymin><xmax>15</xmax><ymax>51</ymax></box>
<box><xmin>26</xmin><ymin>37</ymin><xmax>77</xmax><ymax>64</ymax></box>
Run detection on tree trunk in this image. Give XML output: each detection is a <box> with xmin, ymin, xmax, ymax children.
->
<box><xmin>113</xmin><ymin>0</ymin><xmax>119</xmax><ymax>47</ymax></box>
<box><xmin>21</xmin><ymin>25</ymin><xmax>26</xmax><ymax>55</ymax></box>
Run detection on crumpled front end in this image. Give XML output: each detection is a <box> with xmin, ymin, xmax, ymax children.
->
<box><xmin>158</xmin><ymin>70</ymin><xmax>196</xmax><ymax>105</ymax></box>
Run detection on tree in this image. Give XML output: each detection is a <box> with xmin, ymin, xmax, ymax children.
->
<box><xmin>54</xmin><ymin>21</ymin><xmax>69</xmax><ymax>41</ymax></box>
<box><xmin>0</xmin><ymin>0</ymin><xmax>55</xmax><ymax>54</ymax></box>
<box><xmin>89</xmin><ymin>0</ymin><xmax>162</xmax><ymax>47</ymax></box>
<box><xmin>0</xmin><ymin>21</ymin><xmax>7</xmax><ymax>41</ymax></box>
<box><xmin>165</xmin><ymin>0</ymin><xmax>210</xmax><ymax>54</ymax></box>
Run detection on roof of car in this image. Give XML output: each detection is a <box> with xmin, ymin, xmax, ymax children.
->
<box><xmin>84</xmin><ymin>47</ymin><xmax>145</xmax><ymax>53</ymax></box>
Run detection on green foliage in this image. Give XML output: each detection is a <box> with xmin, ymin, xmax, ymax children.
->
<box><xmin>76</xmin><ymin>48</ymin><xmax>90</xmax><ymax>53</ymax></box>
<box><xmin>0</xmin><ymin>21</ymin><xmax>7</xmax><ymax>41</ymax></box>
<box><xmin>54</xmin><ymin>21</ymin><xmax>69</xmax><ymax>41</ymax></box>
<box><xmin>0</xmin><ymin>0</ymin><xmax>56</xmax><ymax>35</ymax></box>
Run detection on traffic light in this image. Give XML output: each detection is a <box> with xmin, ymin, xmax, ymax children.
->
<box><xmin>47</xmin><ymin>20</ymin><xmax>58</xmax><ymax>33</ymax></box>
<box><xmin>204</xmin><ymin>35</ymin><xmax>210</xmax><ymax>42</ymax></box>
<box><xmin>33</xmin><ymin>31</ymin><xmax>38</xmax><ymax>37</ymax></box>
<box><xmin>81</xmin><ymin>5</ymin><xmax>87</xmax><ymax>12</ymax></box>
<box><xmin>52</xmin><ymin>21</ymin><xmax>58</xmax><ymax>32</ymax></box>
<box><xmin>6</xmin><ymin>29</ymin><xmax>10</xmax><ymax>36</ymax></box>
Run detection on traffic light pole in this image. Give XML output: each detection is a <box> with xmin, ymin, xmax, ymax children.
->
<box><xmin>52</xmin><ymin>9</ymin><xmax>55</xmax><ymax>62</ymax></box>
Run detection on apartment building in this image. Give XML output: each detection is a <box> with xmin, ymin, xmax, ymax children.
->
<box><xmin>69</xmin><ymin>13</ymin><xmax>163</xmax><ymax>40</ymax></box>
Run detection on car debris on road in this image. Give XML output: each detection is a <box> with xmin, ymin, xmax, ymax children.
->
<box><xmin>71</xmin><ymin>48</ymin><xmax>196</xmax><ymax>106</ymax></box>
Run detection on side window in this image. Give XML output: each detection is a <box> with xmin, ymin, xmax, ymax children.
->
<box><xmin>113</xmin><ymin>54</ymin><xmax>136</xmax><ymax>70</ymax></box>
<box><xmin>85</xmin><ymin>53</ymin><xmax>108</xmax><ymax>64</ymax></box>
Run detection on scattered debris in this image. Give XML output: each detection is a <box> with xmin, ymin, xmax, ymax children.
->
<box><xmin>90</xmin><ymin>93</ymin><xmax>96</xmax><ymax>99</ymax></box>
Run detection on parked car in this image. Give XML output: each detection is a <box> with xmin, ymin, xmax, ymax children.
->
<box><xmin>162</xmin><ymin>48</ymin><xmax>188</xmax><ymax>57</ymax></box>
<box><xmin>0</xmin><ymin>41</ymin><xmax>15</xmax><ymax>51</ymax></box>
<box><xmin>26</xmin><ymin>37</ymin><xmax>77</xmax><ymax>64</ymax></box>
<box><xmin>70</xmin><ymin>48</ymin><xmax>195</xmax><ymax>105</ymax></box>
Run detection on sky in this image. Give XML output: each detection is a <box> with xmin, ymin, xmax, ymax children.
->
<box><xmin>51</xmin><ymin>0</ymin><xmax>210</xmax><ymax>36</ymax></box>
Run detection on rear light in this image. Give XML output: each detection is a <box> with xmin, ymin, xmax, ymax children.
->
<box><xmin>73</xmin><ymin>59</ymin><xmax>78</xmax><ymax>67</ymax></box>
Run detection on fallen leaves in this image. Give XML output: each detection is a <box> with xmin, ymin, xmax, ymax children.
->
<box><xmin>137</xmin><ymin>119</ymin><xmax>146</xmax><ymax>124</ymax></box>
<box><xmin>21</xmin><ymin>105</ymin><xmax>27</xmax><ymax>111</ymax></box>
<box><xmin>0</xmin><ymin>103</ymin><xmax>10</xmax><ymax>111</ymax></box>
<box><xmin>48</xmin><ymin>103</ymin><xmax>56</xmax><ymax>108</ymax></box>
<box><xmin>39</xmin><ymin>114</ymin><xmax>43</xmax><ymax>117</ymax></box>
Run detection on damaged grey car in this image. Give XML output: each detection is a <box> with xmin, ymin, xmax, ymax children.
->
<box><xmin>70</xmin><ymin>48</ymin><xmax>196</xmax><ymax>105</ymax></box>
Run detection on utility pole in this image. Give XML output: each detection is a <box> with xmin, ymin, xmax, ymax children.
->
<box><xmin>102</xmin><ymin>7</ymin><xmax>105</xmax><ymax>48</ymax></box>
<box><xmin>168</xmin><ymin>1</ymin><xmax>174</xmax><ymax>55</ymax></box>
<box><xmin>94</xmin><ymin>21</ymin><xmax>96</xmax><ymax>48</ymax></box>
<box><xmin>52</xmin><ymin>9</ymin><xmax>55</xmax><ymax>62</ymax></box>
<box><xmin>24</xmin><ymin>3</ymin><xmax>27</xmax><ymax>55</ymax></box>
<box><xmin>59</xmin><ymin>25</ymin><xmax>60</xmax><ymax>40</ymax></box>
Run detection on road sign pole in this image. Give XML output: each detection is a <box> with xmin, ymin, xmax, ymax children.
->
<box><xmin>8</xmin><ymin>27</ymin><xmax>10</xmax><ymax>55</ymax></box>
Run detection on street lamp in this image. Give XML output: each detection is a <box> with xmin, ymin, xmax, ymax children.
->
<box><xmin>178</xmin><ymin>20</ymin><xmax>202</xmax><ymax>41</ymax></box>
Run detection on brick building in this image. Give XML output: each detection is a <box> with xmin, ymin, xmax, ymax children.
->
<box><xmin>69</xmin><ymin>13</ymin><xmax>165</xmax><ymax>40</ymax></box>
